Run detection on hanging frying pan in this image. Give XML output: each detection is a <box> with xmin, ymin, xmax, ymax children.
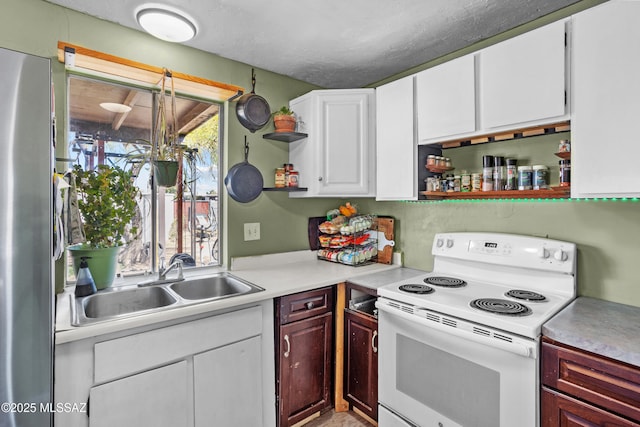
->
<box><xmin>236</xmin><ymin>69</ymin><xmax>271</xmax><ymax>132</ymax></box>
<box><xmin>224</xmin><ymin>137</ymin><xmax>263</xmax><ymax>203</ymax></box>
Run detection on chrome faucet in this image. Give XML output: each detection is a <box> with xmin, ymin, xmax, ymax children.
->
<box><xmin>158</xmin><ymin>257</ymin><xmax>184</xmax><ymax>281</ymax></box>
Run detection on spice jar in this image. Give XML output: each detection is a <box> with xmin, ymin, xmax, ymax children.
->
<box><xmin>505</xmin><ymin>158</ymin><xmax>518</xmax><ymax>190</ymax></box>
<box><xmin>453</xmin><ymin>175</ymin><xmax>461</xmax><ymax>192</ymax></box>
<box><xmin>288</xmin><ymin>170</ymin><xmax>299</xmax><ymax>187</ymax></box>
<box><xmin>427</xmin><ymin>155</ymin><xmax>436</xmax><ymax>166</ymax></box>
<box><xmin>461</xmin><ymin>172</ymin><xmax>471</xmax><ymax>192</ymax></box>
<box><xmin>558</xmin><ymin>139</ymin><xmax>571</xmax><ymax>153</ymax></box>
<box><xmin>275</xmin><ymin>167</ymin><xmax>286</xmax><ymax>188</ymax></box>
<box><xmin>533</xmin><ymin>165</ymin><xmax>549</xmax><ymax>190</ymax></box>
<box><xmin>482</xmin><ymin>155</ymin><xmax>494</xmax><ymax>192</ymax></box>
<box><xmin>559</xmin><ymin>159</ymin><xmax>571</xmax><ymax>187</ymax></box>
<box><xmin>471</xmin><ymin>173</ymin><xmax>482</xmax><ymax>192</ymax></box>
<box><xmin>518</xmin><ymin>166</ymin><xmax>533</xmax><ymax>190</ymax></box>
<box><xmin>493</xmin><ymin>156</ymin><xmax>506</xmax><ymax>191</ymax></box>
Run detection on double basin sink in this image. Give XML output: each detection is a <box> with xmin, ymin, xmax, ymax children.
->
<box><xmin>71</xmin><ymin>272</ymin><xmax>264</xmax><ymax>326</ymax></box>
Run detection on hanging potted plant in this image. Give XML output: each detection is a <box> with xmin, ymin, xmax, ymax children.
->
<box><xmin>273</xmin><ymin>106</ymin><xmax>297</xmax><ymax>133</ymax></box>
<box><xmin>153</xmin><ymin>69</ymin><xmax>183</xmax><ymax>187</ymax></box>
<box><xmin>67</xmin><ymin>164</ymin><xmax>141</xmax><ymax>289</ymax></box>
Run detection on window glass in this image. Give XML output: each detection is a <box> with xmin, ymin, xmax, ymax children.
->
<box><xmin>66</xmin><ymin>76</ymin><xmax>221</xmax><ymax>280</ymax></box>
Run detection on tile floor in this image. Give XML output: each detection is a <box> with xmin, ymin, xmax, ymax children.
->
<box><xmin>303</xmin><ymin>410</ymin><xmax>372</xmax><ymax>427</ymax></box>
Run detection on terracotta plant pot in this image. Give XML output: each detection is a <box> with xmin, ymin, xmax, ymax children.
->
<box><xmin>273</xmin><ymin>115</ymin><xmax>296</xmax><ymax>133</ymax></box>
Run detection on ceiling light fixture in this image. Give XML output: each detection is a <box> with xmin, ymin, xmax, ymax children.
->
<box><xmin>100</xmin><ymin>102</ymin><xmax>132</xmax><ymax>113</ymax></box>
<box><xmin>136</xmin><ymin>7</ymin><xmax>197</xmax><ymax>43</ymax></box>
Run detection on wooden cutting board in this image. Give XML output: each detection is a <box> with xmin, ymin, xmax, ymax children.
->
<box><xmin>375</xmin><ymin>216</ymin><xmax>395</xmax><ymax>264</ymax></box>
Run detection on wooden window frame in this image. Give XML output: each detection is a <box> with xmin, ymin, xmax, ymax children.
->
<box><xmin>57</xmin><ymin>41</ymin><xmax>244</xmax><ymax>102</ymax></box>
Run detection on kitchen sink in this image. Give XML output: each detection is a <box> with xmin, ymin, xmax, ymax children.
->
<box><xmin>70</xmin><ymin>272</ymin><xmax>264</xmax><ymax>326</ymax></box>
<box><xmin>82</xmin><ymin>286</ymin><xmax>178</xmax><ymax>319</ymax></box>
<box><xmin>169</xmin><ymin>273</ymin><xmax>263</xmax><ymax>300</ymax></box>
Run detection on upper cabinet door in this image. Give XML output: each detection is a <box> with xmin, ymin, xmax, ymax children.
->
<box><xmin>417</xmin><ymin>54</ymin><xmax>476</xmax><ymax>143</ymax></box>
<box><xmin>289</xmin><ymin>89</ymin><xmax>376</xmax><ymax>198</ymax></box>
<box><xmin>571</xmin><ymin>1</ymin><xmax>640</xmax><ymax>198</ymax></box>
<box><xmin>376</xmin><ymin>75</ymin><xmax>417</xmax><ymax>200</ymax></box>
<box><xmin>479</xmin><ymin>20</ymin><xmax>568</xmax><ymax>130</ymax></box>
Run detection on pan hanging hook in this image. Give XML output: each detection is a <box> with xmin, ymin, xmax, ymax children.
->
<box><xmin>251</xmin><ymin>68</ymin><xmax>257</xmax><ymax>94</ymax></box>
<box><xmin>244</xmin><ymin>136</ymin><xmax>250</xmax><ymax>162</ymax></box>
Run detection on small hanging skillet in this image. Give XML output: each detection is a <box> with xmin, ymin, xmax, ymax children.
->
<box><xmin>236</xmin><ymin>69</ymin><xmax>271</xmax><ymax>133</ymax></box>
<box><xmin>224</xmin><ymin>137</ymin><xmax>263</xmax><ymax>203</ymax></box>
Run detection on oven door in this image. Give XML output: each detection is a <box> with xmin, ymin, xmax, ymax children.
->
<box><xmin>377</xmin><ymin>300</ymin><xmax>539</xmax><ymax>427</ymax></box>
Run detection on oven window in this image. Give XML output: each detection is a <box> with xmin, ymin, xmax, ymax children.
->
<box><xmin>396</xmin><ymin>335</ymin><xmax>500</xmax><ymax>427</ymax></box>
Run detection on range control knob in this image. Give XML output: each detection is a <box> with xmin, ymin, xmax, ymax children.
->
<box><xmin>446</xmin><ymin>239</ymin><xmax>454</xmax><ymax>248</ymax></box>
<box><xmin>540</xmin><ymin>248</ymin><xmax>550</xmax><ymax>259</ymax></box>
<box><xmin>554</xmin><ymin>250</ymin><xmax>568</xmax><ymax>261</ymax></box>
<box><xmin>436</xmin><ymin>238</ymin><xmax>444</xmax><ymax>248</ymax></box>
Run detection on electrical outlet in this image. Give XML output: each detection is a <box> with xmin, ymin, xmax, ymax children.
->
<box><xmin>244</xmin><ymin>223</ymin><xmax>260</xmax><ymax>241</ymax></box>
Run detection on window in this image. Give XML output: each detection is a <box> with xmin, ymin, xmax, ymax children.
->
<box><xmin>66</xmin><ymin>75</ymin><xmax>221</xmax><ymax>279</ymax></box>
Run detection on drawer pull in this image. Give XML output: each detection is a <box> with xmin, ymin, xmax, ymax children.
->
<box><xmin>284</xmin><ymin>334</ymin><xmax>290</xmax><ymax>358</ymax></box>
<box><xmin>372</xmin><ymin>330</ymin><xmax>378</xmax><ymax>353</ymax></box>
<box><xmin>305</xmin><ymin>301</ymin><xmax>315</xmax><ymax>310</ymax></box>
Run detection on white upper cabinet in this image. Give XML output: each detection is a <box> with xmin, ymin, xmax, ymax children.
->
<box><xmin>376</xmin><ymin>75</ymin><xmax>417</xmax><ymax>201</ymax></box>
<box><xmin>289</xmin><ymin>89</ymin><xmax>376</xmax><ymax>198</ymax></box>
<box><xmin>479</xmin><ymin>20</ymin><xmax>568</xmax><ymax>130</ymax></box>
<box><xmin>571</xmin><ymin>0</ymin><xmax>640</xmax><ymax>198</ymax></box>
<box><xmin>417</xmin><ymin>54</ymin><xmax>477</xmax><ymax>143</ymax></box>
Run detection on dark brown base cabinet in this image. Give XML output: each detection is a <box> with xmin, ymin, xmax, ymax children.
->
<box><xmin>541</xmin><ymin>338</ymin><xmax>640</xmax><ymax>427</ymax></box>
<box><xmin>275</xmin><ymin>287</ymin><xmax>334</xmax><ymax>427</ymax></box>
<box><xmin>344</xmin><ymin>308</ymin><xmax>378</xmax><ymax>420</ymax></box>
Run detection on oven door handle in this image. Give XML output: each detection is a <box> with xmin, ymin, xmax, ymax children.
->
<box><xmin>376</xmin><ymin>303</ymin><xmax>534</xmax><ymax>358</ymax></box>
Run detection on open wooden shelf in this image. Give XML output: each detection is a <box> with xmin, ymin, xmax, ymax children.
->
<box><xmin>262</xmin><ymin>132</ymin><xmax>308</xmax><ymax>143</ymax></box>
<box><xmin>421</xmin><ymin>187</ymin><xmax>570</xmax><ymax>200</ymax></box>
<box><xmin>555</xmin><ymin>151</ymin><xmax>571</xmax><ymax>159</ymax></box>
<box><xmin>437</xmin><ymin>121</ymin><xmax>570</xmax><ymax>149</ymax></box>
<box><xmin>425</xmin><ymin>165</ymin><xmax>454</xmax><ymax>174</ymax></box>
<box><xmin>262</xmin><ymin>187</ymin><xmax>308</xmax><ymax>192</ymax></box>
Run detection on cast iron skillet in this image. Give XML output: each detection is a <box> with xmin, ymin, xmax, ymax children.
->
<box><xmin>236</xmin><ymin>69</ymin><xmax>270</xmax><ymax>133</ymax></box>
<box><xmin>224</xmin><ymin>137</ymin><xmax>263</xmax><ymax>203</ymax></box>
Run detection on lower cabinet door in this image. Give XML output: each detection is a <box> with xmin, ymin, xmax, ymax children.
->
<box><xmin>541</xmin><ymin>387</ymin><xmax>639</xmax><ymax>427</ymax></box>
<box><xmin>194</xmin><ymin>336</ymin><xmax>263</xmax><ymax>427</ymax></box>
<box><xmin>278</xmin><ymin>312</ymin><xmax>333</xmax><ymax>427</ymax></box>
<box><xmin>344</xmin><ymin>309</ymin><xmax>378</xmax><ymax>420</ymax></box>
<box><xmin>89</xmin><ymin>361</ymin><xmax>189</xmax><ymax>427</ymax></box>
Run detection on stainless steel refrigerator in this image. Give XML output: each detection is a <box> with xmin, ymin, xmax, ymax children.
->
<box><xmin>0</xmin><ymin>47</ymin><xmax>53</xmax><ymax>427</ymax></box>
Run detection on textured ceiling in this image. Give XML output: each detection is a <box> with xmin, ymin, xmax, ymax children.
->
<box><xmin>45</xmin><ymin>0</ymin><xmax>580</xmax><ymax>88</ymax></box>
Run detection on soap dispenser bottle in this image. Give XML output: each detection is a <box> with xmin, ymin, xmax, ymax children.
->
<box><xmin>75</xmin><ymin>256</ymin><xmax>97</xmax><ymax>297</ymax></box>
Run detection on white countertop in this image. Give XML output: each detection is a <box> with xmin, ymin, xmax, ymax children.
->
<box><xmin>55</xmin><ymin>250</ymin><xmax>398</xmax><ymax>344</ymax></box>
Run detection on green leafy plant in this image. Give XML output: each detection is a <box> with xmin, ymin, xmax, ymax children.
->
<box><xmin>273</xmin><ymin>105</ymin><xmax>294</xmax><ymax>117</ymax></box>
<box><xmin>73</xmin><ymin>164</ymin><xmax>141</xmax><ymax>248</ymax></box>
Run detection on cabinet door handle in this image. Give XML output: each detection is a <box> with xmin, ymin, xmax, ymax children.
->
<box><xmin>318</xmin><ymin>177</ymin><xmax>323</xmax><ymax>181</ymax></box>
<box><xmin>372</xmin><ymin>330</ymin><xmax>378</xmax><ymax>353</ymax></box>
<box><xmin>284</xmin><ymin>334</ymin><xmax>291</xmax><ymax>358</ymax></box>
<box><xmin>305</xmin><ymin>301</ymin><xmax>315</xmax><ymax>310</ymax></box>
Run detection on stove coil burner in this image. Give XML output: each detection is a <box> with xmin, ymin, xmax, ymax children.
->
<box><xmin>470</xmin><ymin>298</ymin><xmax>532</xmax><ymax>316</ymax></box>
<box><xmin>399</xmin><ymin>284</ymin><xmax>435</xmax><ymax>294</ymax></box>
<box><xmin>424</xmin><ymin>276</ymin><xmax>467</xmax><ymax>288</ymax></box>
<box><xmin>505</xmin><ymin>289</ymin><xmax>547</xmax><ymax>302</ymax></box>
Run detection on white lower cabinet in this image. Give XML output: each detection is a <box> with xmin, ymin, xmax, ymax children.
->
<box><xmin>194</xmin><ymin>336</ymin><xmax>263</xmax><ymax>426</ymax></box>
<box><xmin>89</xmin><ymin>361</ymin><xmax>189</xmax><ymax>427</ymax></box>
<box><xmin>55</xmin><ymin>302</ymin><xmax>275</xmax><ymax>427</ymax></box>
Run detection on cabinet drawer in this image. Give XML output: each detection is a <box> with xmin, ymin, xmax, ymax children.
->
<box><xmin>541</xmin><ymin>387</ymin><xmax>640</xmax><ymax>427</ymax></box>
<box><xmin>542</xmin><ymin>341</ymin><xmax>640</xmax><ymax>422</ymax></box>
<box><xmin>278</xmin><ymin>286</ymin><xmax>333</xmax><ymax>324</ymax></box>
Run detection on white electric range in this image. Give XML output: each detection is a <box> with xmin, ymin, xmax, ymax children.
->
<box><xmin>376</xmin><ymin>232</ymin><xmax>577</xmax><ymax>427</ymax></box>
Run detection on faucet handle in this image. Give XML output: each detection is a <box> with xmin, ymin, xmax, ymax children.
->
<box><xmin>176</xmin><ymin>259</ymin><xmax>184</xmax><ymax>279</ymax></box>
<box><xmin>159</xmin><ymin>256</ymin><xmax>166</xmax><ymax>272</ymax></box>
